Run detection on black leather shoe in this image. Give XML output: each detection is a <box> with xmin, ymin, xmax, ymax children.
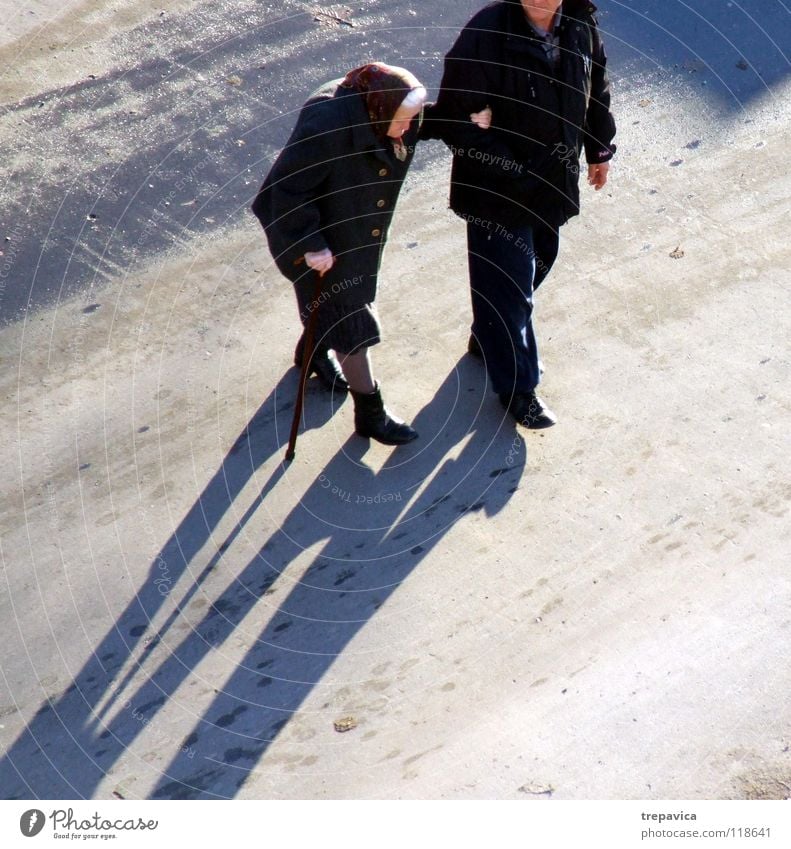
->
<box><xmin>351</xmin><ymin>383</ymin><xmax>418</xmax><ymax>445</ymax></box>
<box><xmin>294</xmin><ymin>335</ymin><xmax>349</xmax><ymax>393</ymax></box>
<box><xmin>500</xmin><ymin>390</ymin><xmax>557</xmax><ymax>429</ymax></box>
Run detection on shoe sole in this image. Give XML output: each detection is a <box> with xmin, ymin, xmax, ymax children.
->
<box><xmin>516</xmin><ymin>417</ymin><xmax>556</xmax><ymax>429</ymax></box>
<box><xmin>355</xmin><ymin>430</ymin><xmax>418</xmax><ymax>445</ymax></box>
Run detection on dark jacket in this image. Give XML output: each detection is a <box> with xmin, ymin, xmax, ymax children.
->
<box><xmin>252</xmin><ymin>79</ymin><xmax>419</xmax><ymax>305</ymax></box>
<box><xmin>424</xmin><ymin>0</ymin><xmax>617</xmax><ymax>227</ymax></box>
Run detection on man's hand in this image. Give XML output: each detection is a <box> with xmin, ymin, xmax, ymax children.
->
<box><xmin>588</xmin><ymin>162</ymin><xmax>610</xmax><ymax>191</ymax></box>
<box><xmin>304</xmin><ymin>248</ymin><xmax>334</xmax><ymax>276</ymax></box>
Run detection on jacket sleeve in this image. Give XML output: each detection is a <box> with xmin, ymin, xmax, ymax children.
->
<box><xmin>422</xmin><ymin>25</ymin><xmax>539</xmax><ymax>186</ymax></box>
<box><xmin>583</xmin><ymin>22</ymin><xmax>617</xmax><ymax>164</ymax></box>
<box><xmin>252</xmin><ymin>103</ymin><xmax>334</xmax><ymax>264</ymax></box>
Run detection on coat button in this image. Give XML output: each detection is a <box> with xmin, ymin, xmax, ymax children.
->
<box><xmin>376</xmin><ymin>199</ymin><xmax>386</xmax><ymax>208</ymax></box>
<box><xmin>379</xmin><ymin>168</ymin><xmax>388</xmax><ymax>177</ymax></box>
<box><xmin>371</xmin><ymin>228</ymin><xmax>381</xmax><ymax>237</ymax></box>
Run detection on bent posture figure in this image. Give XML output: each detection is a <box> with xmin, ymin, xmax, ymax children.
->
<box><xmin>253</xmin><ymin>63</ymin><xmax>428</xmax><ymax>445</ymax></box>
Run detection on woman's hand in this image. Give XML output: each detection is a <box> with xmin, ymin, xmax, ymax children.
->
<box><xmin>304</xmin><ymin>248</ymin><xmax>335</xmax><ymax>276</ymax></box>
<box><xmin>470</xmin><ymin>106</ymin><xmax>492</xmax><ymax>129</ymax></box>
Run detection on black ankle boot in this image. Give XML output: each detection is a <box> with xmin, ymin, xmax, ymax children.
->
<box><xmin>351</xmin><ymin>383</ymin><xmax>418</xmax><ymax>445</ymax></box>
<box><xmin>294</xmin><ymin>335</ymin><xmax>349</xmax><ymax>392</ymax></box>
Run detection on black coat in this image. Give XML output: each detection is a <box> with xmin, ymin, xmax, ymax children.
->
<box><xmin>424</xmin><ymin>0</ymin><xmax>617</xmax><ymax>227</ymax></box>
<box><xmin>252</xmin><ymin>79</ymin><xmax>419</xmax><ymax>306</ymax></box>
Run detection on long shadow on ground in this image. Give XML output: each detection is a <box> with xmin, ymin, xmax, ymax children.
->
<box><xmin>0</xmin><ymin>358</ymin><xmax>526</xmax><ymax>798</ymax></box>
<box><xmin>0</xmin><ymin>367</ymin><xmax>330</xmax><ymax>797</ymax></box>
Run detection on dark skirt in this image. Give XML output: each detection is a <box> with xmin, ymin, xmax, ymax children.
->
<box><xmin>295</xmin><ymin>285</ymin><xmax>381</xmax><ymax>355</ymax></box>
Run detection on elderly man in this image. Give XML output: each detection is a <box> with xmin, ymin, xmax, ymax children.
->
<box><xmin>428</xmin><ymin>0</ymin><xmax>617</xmax><ymax>428</ymax></box>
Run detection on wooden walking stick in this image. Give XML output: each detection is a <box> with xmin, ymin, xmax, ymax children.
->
<box><xmin>285</xmin><ymin>265</ymin><xmax>324</xmax><ymax>462</ymax></box>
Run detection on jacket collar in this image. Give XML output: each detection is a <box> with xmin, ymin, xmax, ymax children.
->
<box><xmin>504</xmin><ymin>3</ymin><xmax>560</xmax><ymax>56</ymax></box>
<box><xmin>503</xmin><ymin>0</ymin><xmax>598</xmax><ymax>29</ymax></box>
<box><xmin>503</xmin><ymin>1</ymin><xmax>593</xmax><ymax>55</ymax></box>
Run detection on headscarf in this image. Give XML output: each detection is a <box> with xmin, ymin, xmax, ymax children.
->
<box><xmin>341</xmin><ymin>62</ymin><xmax>426</xmax><ymax>140</ymax></box>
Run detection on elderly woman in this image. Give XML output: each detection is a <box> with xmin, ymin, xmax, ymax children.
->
<box><xmin>252</xmin><ymin>62</ymin><xmax>430</xmax><ymax>445</ymax></box>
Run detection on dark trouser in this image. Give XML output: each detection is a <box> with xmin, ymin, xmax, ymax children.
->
<box><xmin>467</xmin><ymin>218</ymin><xmax>560</xmax><ymax>396</ymax></box>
